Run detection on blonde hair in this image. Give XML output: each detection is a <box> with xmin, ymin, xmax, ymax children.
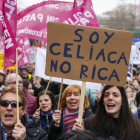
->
<box><xmin>60</xmin><ymin>84</ymin><xmax>89</xmax><ymax>110</ymax></box>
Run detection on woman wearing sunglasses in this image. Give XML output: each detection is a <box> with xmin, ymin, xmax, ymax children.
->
<box><xmin>33</xmin><ymin>90</ymin><xmax>57</xmax><ymax>134</ymax></box>
<box><xmin>73</xmin><ymin>85</ymin><xmax>140</xmax><ymax>140</ymax></box>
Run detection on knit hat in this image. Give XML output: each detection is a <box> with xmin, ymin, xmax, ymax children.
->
<box><xmin>0</xmin><ymin>69</ymin><xmax>5</xmax><ymax>76</ymax></box>
<box><xmin>21</xmin><ymin>66</ymin><xmax>28</xmax><ymax>72</ymax></box>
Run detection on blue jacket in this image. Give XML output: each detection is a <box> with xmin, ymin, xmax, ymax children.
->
<box><xmin>39</xmin><ymin>110</ymin><xmax>54</xmax><ymax>134</ymax></box>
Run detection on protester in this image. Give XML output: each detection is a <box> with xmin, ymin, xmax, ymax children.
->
<box><xmin>20</xmin><ymin>65</ymin><xmax>32</xmax><ymax>80</ymax></box>
<box><xmin>129</xmin><ymin>68</ymin><xmax>140</xmax><ymax>95</ymax></box>
<box><xmin>73</xmin><ymin>85</ymin><xmax>140</xmax><ymax>140</ymax></box>
<box><xmin>58</xmin><ymin>130</ymin><xmax>97</xmax><ymax>140</ymax></box>
<box><xmin>48</xmin><ymin>82</ymin><xmax>61</xmax><ymax>95</ymax></box>
<box><xmin>48</xmin><ymin>84</ymin><xmax>93</xmax><ymax>140</ymax></box>
<box><xmin>134</xmin><ymin>91</ymin><xmax>140</xmax><ymax>120</ymax></box>
<box><xmin>0</xmin><ymin>86</ymin><xmax>47</xmax><ymax>139</ymax></box>
<box><xmin>33</xmin><ymin>90</ymin><xmax>57</xmax><ymax>134</ymax></box>
<box><xmin>23</xmin><ymin>79</ymin><xmax>34</xmax><ymax>95</ymax></box>
<box><xmin>32</xmin><ymin>76</ymin><xmax>44</xmax><ymax>97</ymax></box>
<box><xmin>136</xmin><ymin>71</ymin><xmax>140</xmax><ymax>92</ymax></box>
<box><xmin>124</xmin><ymin>84</ymin><xmax>137</xmax><ymax>113</ymax></box>
<box><xmin>40</xmin><ymin>78</ymin><xmax>48</xmax><ymax>90</ymax></box>
<box><xmin>5</xmin><ymin>73</ymin><xmax>37</xmax><ymax>115</ymax></box>
<box><xmin>0</xmin><ymin>69</ymin><xmax>5</xmax><ymax>88</ymax></box>
<box><xmin>26</xmin><ymin>63</ymin><xmax>34</xmax><ymax>74</ymax></box>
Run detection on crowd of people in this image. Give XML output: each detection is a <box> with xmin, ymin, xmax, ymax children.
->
<box><xmin>0</xmin><ymin>63</ymin><xmax>140</xmax><ymax>140</ymax></box>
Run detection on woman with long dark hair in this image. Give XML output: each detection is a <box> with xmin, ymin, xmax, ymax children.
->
<box><xmin>33</xmin><ymin>90</ymin><xmax>57</xmax><ymax>134</ymax></box>
<box><xmin>82</xmin><ymin>85</ymin><xmax>140</xmax><ymax>140</ymax></box>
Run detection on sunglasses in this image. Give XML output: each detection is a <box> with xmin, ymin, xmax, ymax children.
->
<box><xmin>0</xmin><ymin>100</ymin><xmax>23</xmax><ymax>108</ymax></box>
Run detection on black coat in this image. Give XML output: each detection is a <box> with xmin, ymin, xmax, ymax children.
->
<box><xmin>0</xmin><ymin>114</ymin><xmax>48</xmax><ymax>140</ymax></box>
<box><xmin>84</xmin><ymin>115</ymin><xmax>120</xmax><ymax>140</ymax></box>
<box><xmin>48</xmin><ymin>106</ymin><xmax>93</xmax><ymax>140</ymax></box>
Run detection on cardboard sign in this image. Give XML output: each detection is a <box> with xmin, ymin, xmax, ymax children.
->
<box><xmin>45</xmin><ymin>22</ymin><xmax>133</xmax><ymax>86</ymax></box>
<box><xmin>0</xmin><ymin>53</ymin><xmax>16</xmax><ymax>69</ymax></box>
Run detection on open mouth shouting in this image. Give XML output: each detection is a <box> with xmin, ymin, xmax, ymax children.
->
<box><xmin>107</xmin><ymin>103</ymin><xmax>115</xmax><ymax>110</ymax></box>
<box><xmin>5</xmin><ymin>114</ymin><xmax>14</xmax><ymax>120</ymax></box>
<box><xmin>70</xmin><ymin>102</ymin><xmax>77</xmax><ymax>107</ymax></box>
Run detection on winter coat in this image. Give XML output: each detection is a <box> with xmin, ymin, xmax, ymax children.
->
<box><xmin>23</xmin><ymin>88</ymin><xmax>37</xmax><ymax>115</ymax></box>
<box><xmin>39</xmin><ymin>110</ymin><xmax>54</xmax><ymax>134</ymax></box>
<box><xmin>84</xmin><ymin>115</ymin><xmax>121</xmax><ymax>140</ymax></box>
<box><xmin>48</xmin><ymin>106</ymin><xmax>93</xmax><ymax>140</ymax></box>
<box><xmin>0</xmin><ymin>114</ymin><xmax>48</xmax><ymax>140</ymax></box>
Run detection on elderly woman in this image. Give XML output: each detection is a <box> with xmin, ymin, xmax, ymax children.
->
<box><xmin>48</xmin><ymin>84</ymin><xmax>93</xmax><ymax>140</ymax></box>
<box><xmin>74</xmin><ymin>85</ymin><xmax>140</xmax><ymax>140</ymax></box>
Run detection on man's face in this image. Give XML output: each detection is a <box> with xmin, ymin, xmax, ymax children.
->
<box><xmin>0</xmin><ymin>73</ymin><xmax>5</xmax><ymax>83</ymax></box>
<box><xmin>8</xmin><ymin>75</ymin><xmax>23</xmax><ymax>90</ymax></box>
<box><xmin>0</xmin><ymin>92</ymin><xmax>26</xmax><ymax>129</ymax></box>
<box><xmin>21</xmin><ymin>70</ymin><xmax>28</xmax><ymax>79</ymax></box>
<box><xmin>27</xmin><ymin>64</ymin><xmax>33</xmax><ymax>73</ymax></box>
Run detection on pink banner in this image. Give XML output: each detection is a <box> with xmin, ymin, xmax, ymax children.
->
<box><xmin>60</xmin><ymin>0</ymin><xmax>99</xmax><ymax>27</ymax></box>
<box><xmin>17</xmin><ymin>37</ymin><xmax>30</xmax><ymax>66</ymax></box>
<box><xmin>17</xmin><ymin>0</ymin><xmax>99</xmax><ymax>41</ymax></box>
<box><xmin>0</xmin><ymin>35</ymin><xmax>4</xmax><ymax>52</ymax></box>
<box><xmin>0</xmin><ymin>0</ymin><xmax>18</xmax><ymax>69</ymax></box>
<box><xmin>5</xmin><ymin>0</ymin><xmax>17</xmax><ymax>37</ymax></box>
<box><xmin>17</xmin><ymin>1</ymin><xmax>73</xmax><ymax>41</ymax></box>
<box><xmin>24</xmin><ymin>38</ymin><xmax>31</xmax><ymax>54</ymax></box>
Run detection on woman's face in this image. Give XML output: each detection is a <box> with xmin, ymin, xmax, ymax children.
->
<box><xmin>66</xmin><ymin>88</ymin><xmax>81</xmax><ymax>113</ymax></box>
<box><xmin>27</xmin><ymin>83</ymin><xmax>33</xmax><ymax>95</ymax></box>
<box><xmin>39</xmin><ymin>95</ymin><xmax>52</xmax><ymax>114</ymax></box>
<box><xmin>125</xmin><ymin>87</ymin><xmax>133</xmax><ymax>100</ymax></box>
<box><xmin>103</xmin><ymin>86</ymin><xmax>122</xmax><ymax>118</ymax></box>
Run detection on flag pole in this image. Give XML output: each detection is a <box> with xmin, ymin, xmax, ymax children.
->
<box><xmin>78</xmin><ymin>81</ymin><xmax>86</xmax><ymax>125</ymax></box>
<box><xmin>57</xmin><ymin>78</ymin><xmax>63</xmax><ymax>110</ymax></box>
<box><xmin>16</xmin><ymin>48</ymin><xmax>19</xmax><ymax>122</ymax></box>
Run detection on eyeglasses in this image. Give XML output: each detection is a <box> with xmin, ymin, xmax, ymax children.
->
<box><xmin>7</xmin><ymin>81</ymin><xmax>23</xmax><ymax>85</ymax></box>
<box><xmin>0</xmin><ymin>100</ymin><xmax>23</xmax><ymax>108</ymax></box>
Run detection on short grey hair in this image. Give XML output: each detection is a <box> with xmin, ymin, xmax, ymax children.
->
<box><xmin>5</xmin><ymin>73</ymin><xmax>22</xmax><ymax>84</ymax></box>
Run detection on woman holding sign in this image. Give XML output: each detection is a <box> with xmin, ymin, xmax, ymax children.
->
<box><xmin>79</xmin><ymin>85</ymin><xmax>140</xmax><ymax>140</ymax></box>
<box><xmin>48</xmin><ymin>84</ymin><xmax>93</xmax><ymax>140</ymax></box>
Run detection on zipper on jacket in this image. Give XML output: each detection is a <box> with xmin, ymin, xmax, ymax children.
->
<box><xmin>46</xmin><ymin>116</ymin><xmax>49</xmax><ymax>127</ymax></box>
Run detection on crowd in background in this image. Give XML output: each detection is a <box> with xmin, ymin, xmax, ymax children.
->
<box><xmin>0</xmin><ymin>63</ymin><xmax>140</xmax><ymax>139</ymax></box>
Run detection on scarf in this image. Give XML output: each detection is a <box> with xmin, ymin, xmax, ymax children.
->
<box><xmin>40</xmin><ymin>109</ymin><xmax>54</xmax><ymax>133</ymax></box>
<box><xmin>63</xmin><ymin>106</ymin><xmax>85</xmax><ymax>134</ymax></box>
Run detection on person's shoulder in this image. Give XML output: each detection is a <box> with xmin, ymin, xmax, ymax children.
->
<box><xmin>26</xmin><ymin>124</ymin><xmax>47</xmax><ymax>140</ymax></box>
<box><xmin>84</xmin><ymin>106</ymin><xmax>93</xmax><ymax>118</ymax></box>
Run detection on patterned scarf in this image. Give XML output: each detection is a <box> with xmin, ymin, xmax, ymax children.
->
<box><xmin>63</xmin><ymin>106</ymin><xmax>85</xmax><ymax>134</ymax></box>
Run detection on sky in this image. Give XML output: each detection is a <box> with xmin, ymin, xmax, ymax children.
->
<box><xmin>17</xmin><ymin>0</ymin><xmax>140</xmax><ymax>15</ymax></box>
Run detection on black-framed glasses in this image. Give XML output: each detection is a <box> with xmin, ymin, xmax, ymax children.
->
<box><xmin>7</xmin><ymin>81</ymin><xmax>23</xmax><ymax>85</ymax></box>
<box><xmin>0</xmin><ymin>100</ymin><xmax>23</xmax><ymax>108</ymax></box>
